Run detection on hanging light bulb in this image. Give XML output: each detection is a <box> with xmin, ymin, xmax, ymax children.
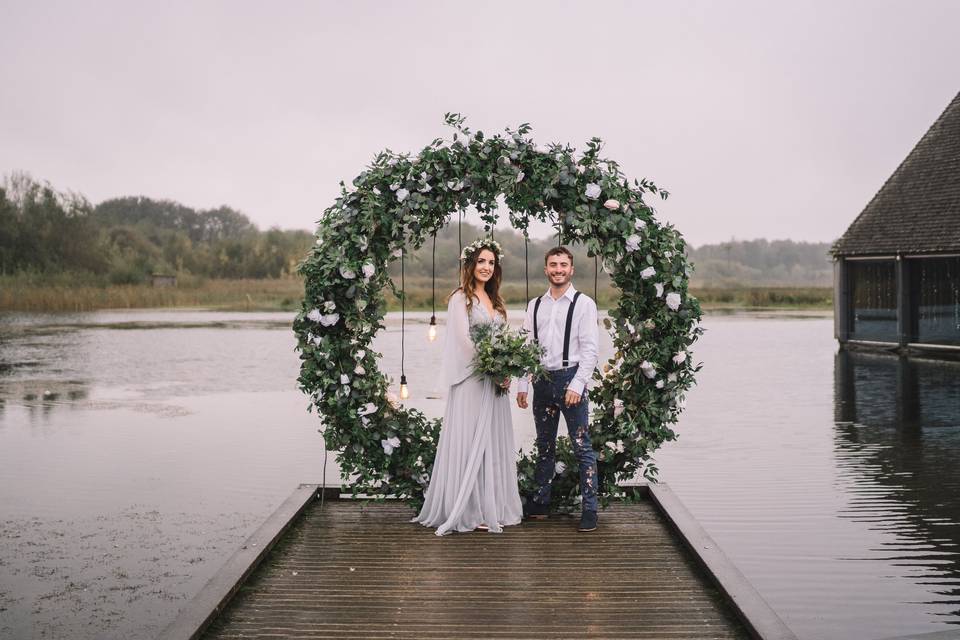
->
<box><xmin>399</xmin><ymin>241</ymin><xmax>409</xmax><ymax>401</ymax></box>
<box><xmin>428</xmin><ymin>316</ymin><xmax>438</xmax><ymax>341</ymax></box>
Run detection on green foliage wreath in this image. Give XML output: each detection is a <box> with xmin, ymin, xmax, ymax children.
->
<box><xmin>295</xmin><ymin>114</ymin><xmax>702</xmax><ymax>510</ymax></box>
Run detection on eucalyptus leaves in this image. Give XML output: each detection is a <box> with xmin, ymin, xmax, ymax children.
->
<box><xmin>295</xmin><ymin>114</ymin><xmax>702</xmax><ymax>509</ymax></box>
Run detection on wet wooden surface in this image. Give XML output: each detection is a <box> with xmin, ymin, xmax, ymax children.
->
<box><xmin>203</xmin><ymin>500</ymin><xmax>750</xmax><ymax>639</ymax></box>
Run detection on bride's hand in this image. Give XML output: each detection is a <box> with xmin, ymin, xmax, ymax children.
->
<box><xmin>499</xmin><ymin>378</ymin><xmax>511</xmax><ymax>391</ymax></box>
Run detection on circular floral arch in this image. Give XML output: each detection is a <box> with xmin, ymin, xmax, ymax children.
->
<box><xmin>295</xmin><ymin>114</ymin><xmax>702</xmax><ymax>509</ymax></box>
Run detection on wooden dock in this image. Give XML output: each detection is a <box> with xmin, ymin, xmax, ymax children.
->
<box><xmin>159</xmin><ymin>485</ymin><xmax>796</xmax><ymax>640</ymax></box>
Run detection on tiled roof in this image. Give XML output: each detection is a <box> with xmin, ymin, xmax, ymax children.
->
<box><xmin>832</xmin><ymin>91</ymin><xmax>960</xmax><ymax>256</ymax></box>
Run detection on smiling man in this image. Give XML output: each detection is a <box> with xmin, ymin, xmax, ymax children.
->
<box><xmin>517</xmin><ymin>246</ymin><xmax>600</xmax><ymax>532</ymax></box>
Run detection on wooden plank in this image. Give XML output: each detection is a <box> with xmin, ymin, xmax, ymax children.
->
<box><xmin>200</xmin><ymin>496</ymin><xmax>752</xmax><ymax>640</ymax></box>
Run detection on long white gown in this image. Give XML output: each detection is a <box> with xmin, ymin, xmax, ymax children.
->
<box><xmin>414</xmin><ymin>290</ymin><xmax>524</xmax><ymax>535</ymax></box>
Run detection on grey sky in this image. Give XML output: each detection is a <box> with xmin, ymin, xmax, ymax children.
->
<box><xmin>2</xmin><ymin>0</ymin><xmax>958</xmax><ymax>247</ymax></box>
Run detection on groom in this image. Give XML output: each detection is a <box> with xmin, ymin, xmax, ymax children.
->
<box><xmin>517</xmin><ymin>246</ymin><xmax>600</xmax><ymax>532</ymax></box>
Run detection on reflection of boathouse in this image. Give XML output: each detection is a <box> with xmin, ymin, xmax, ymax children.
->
<box><xmin>832</xmin><ymin>91</ymin><xmax>960</xmax><ymax>352</ymax></box>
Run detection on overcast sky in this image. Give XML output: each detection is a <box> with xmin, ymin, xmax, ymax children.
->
<box><xmin>2</xmin><ymin>0</ymin><xmax>958</xmax><ymax>246</ymax></box>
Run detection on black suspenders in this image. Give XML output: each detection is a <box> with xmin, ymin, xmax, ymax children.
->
<box><xmin>532</xmin><ymin>291</ymin><xmax>582</xmax><ymax>368</ymax></box>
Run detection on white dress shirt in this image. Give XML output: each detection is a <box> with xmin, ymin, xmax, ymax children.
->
<box><xmin>517</xmin><ymin>284</ymin><xmax>599</xmax><ymax>396</ymax></box>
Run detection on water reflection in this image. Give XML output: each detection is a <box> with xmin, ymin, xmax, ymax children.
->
<box><xmin>834</xmin><ymin>350</ymin><xmax>960</xmax><ymax>622</ymax></box>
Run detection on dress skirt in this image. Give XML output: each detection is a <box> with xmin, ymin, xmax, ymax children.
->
<box><xmin>414</xmin><ymin>374</ymin><xmax>523</xmax><ymax>535</ymax></box>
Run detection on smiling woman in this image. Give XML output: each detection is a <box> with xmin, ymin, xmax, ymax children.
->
<box><xmin>293</xmin><ymin>114</ymin><xmax>703</xmax><ymax>510</ymax></box>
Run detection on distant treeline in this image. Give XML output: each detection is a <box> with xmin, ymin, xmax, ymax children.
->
<box><xmin>0</xmin><ymin>172</ymin><xmax>833</xmax><ymax>288</ymax></box>
<box><xmin>0</xmin><ymin>172</ymin><xmax>313</xmax><ymax>284</ymax></box>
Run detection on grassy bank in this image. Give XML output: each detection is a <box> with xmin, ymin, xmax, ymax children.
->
<box><xmin>0</xmin><ymin>274</ymin><xmax>833</xmax><ymax>313</ymax></box>
<box><xmin>0</xmin><ymin>274</ymin><xmax>305</xmax><ymax>312</ymax></box>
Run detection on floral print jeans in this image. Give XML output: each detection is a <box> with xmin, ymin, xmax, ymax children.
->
<box><xmin>531</xmin><ymin>366</ymin><xmax>598</xmax><ymax>513</ymax></box>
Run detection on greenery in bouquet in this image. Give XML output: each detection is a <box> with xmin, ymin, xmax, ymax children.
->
<box><xmin>470</xmin><ymin>323</ymin><xmax>545</xmax><ymax>395</ymax></box>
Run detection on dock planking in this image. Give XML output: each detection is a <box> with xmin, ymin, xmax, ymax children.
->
<box><xmin>200</xmin><ymin>498</ymin><xmax>752</xmax><ymax>639</ymax></box>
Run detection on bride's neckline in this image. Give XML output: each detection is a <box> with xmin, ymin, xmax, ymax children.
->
<box><xmin>473</xmin><ymin>294</ymin><xmax>495</xmax><ymax>319</ymax></box>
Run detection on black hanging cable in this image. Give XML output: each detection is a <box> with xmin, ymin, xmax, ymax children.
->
<box><xmin>594</xmin><ymin>256</ymin><xmax>599</xmax><ymax>304</ymax></box>
<box><xmin>524</xmin><ymin>234</ymin><xmax>529</xmax><ymax>302</ymax></box>
<box><xmin>429</xmin><ymin>233</ymin><xmax>437</xmax><ymax>341</ymax></box>
<box><xmin>458</xmin><ymin>211</ymin><xmax>462</xmax><ymax>255</ymax></box>
<box><xmin>400</xmin><ymin>243</ymin><xmax>408</xmax><ymax>398</ymax></box>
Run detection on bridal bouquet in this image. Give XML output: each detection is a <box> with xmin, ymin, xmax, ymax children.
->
<box><xmin>470</xmin><ymin>324</ymin><xmax>546</xmax><ymax>395</ymax></box>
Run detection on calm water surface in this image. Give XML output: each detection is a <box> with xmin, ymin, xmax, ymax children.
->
<box><xmin>1</xmin><ymin>309</ymin><xmax>959</xmax><ymax>639</ymax></box>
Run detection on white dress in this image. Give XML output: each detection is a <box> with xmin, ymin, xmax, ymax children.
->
<box><xmin>414</xmin><ymin>291</ymin><xmax>524</xmax><ymax>535</ymax></box>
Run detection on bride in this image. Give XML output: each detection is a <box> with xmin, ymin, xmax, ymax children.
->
<box><xmin>414</xmin><ymin>239</ymin><xmax>523</xmax><ymax>535</ymax></box>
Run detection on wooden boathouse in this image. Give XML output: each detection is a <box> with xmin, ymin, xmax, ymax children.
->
<box><xmin>832</xmin><ymin>91</ymin><xmax>960</xmax><ymax>353</ymax></box>
<box><xmin>157</xmin><ymin>485</ymin><xmax>796</xmax><ymax>639</ymax></box>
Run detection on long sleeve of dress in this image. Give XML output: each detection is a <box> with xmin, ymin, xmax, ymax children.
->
<box><xmin>516</xmin><ymin>298</ymin><xmax>537</xmax><ymax>394</ymax></box>
<box><xmin>441</xmin><ymin>291</ymin><xmax>475</xmax><ymax>388</ymax></box>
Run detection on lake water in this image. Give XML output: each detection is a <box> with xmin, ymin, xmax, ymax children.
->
<box><xmin>1</xmin><ymin>309</ymin><xmax>959</xmax><ymax>640</ymax></box>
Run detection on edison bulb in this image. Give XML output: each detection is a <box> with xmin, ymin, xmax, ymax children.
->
<box><xmin>428</xmin><ymin>324</ymin><xmax>438</xmax><ymax>341</ymax></box>
<box><xmin>400</xmin><ymin>383</ymin><xmax>409</xmax><ymax>400</ymax></box>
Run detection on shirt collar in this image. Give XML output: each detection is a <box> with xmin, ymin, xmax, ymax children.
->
<box><xmin>543</xmin><ymin>283</ymin><xmax>578</xmax><ymax>301</ymax></box>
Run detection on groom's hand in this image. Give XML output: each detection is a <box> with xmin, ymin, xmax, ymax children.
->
<box><xmin>564</xmin><ymin>389</ymin><xmax>581</xmax><ymax>407</ymax></box>
<box><xmin>517</xmin><ymin>392</ymin><xmax>528</xmax><ymax>409</ymax></box>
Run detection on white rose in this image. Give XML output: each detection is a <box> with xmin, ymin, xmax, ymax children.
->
<box><xmin>635</xmin><ymin>219</ymin><xmax>647</xmax><ymax>231</ymax></box>
<box><xmin>340</xmin><ymin>374</ymin><xmax>350</xmax><ymax>385</ymax></box>
<box><xmin>655</xmin><ymin>379</ymin><xmax>665</xmax><ymax>389</ymax></box>
<box><xmin>323</xmin><ymin>301</ymin><xmax>336</xmax><ymax>313</ymax></box>
<box><xmin>576</xmin><ymin>165</ymin><xmax>586</xmax><ymax>174</ymax></box>
<box><xmin>664</xmin><ymin>251</ymin><xmax>673</xmax><ymax>259</ymax></box>
<box><xmin>392</xmin><ymin>248</ymin><xmax>402</xmax><ymax>258</ymax></box>
<box><xmin>625</xmin><ymin>234</ymin><xmax>641</xmax><ymax>252</ymax></box>
<box><xmin>396</xmin><ymin>188</ymin><xmax>409</xmax><ymax>202</ymax></box>
<box><xmin>381</xmin><ymin>436</ymin><xmax>401</xmax><ymax>455</ymax></box>
<box><xmin>362</xmin><ymin>263</ymin><xmax>375</xmax><ymax>280</ymax></box>
<box><xmin>640</xmin><ymin>361</ymin><xmax>657</xmax><ymax>379</ymax></box>
<box><xmin>654</xmin><ymin>283</ymin><xmax>664</xmax><ymax>298</ymax></box>
<box><xmin>339</xmin><ymin>266</ymin><xmax>356</xmax><ymax>280</ymax></box>
<box><xmin>516</xmin><ymin>171</ymin><xmax>525</xmax><ymax>183</ymax></box>
<box><xmin>319</xmin><ymin>313</ymin><xmax>340</xmax><ymax>327</ymax></box>
<box><xmin>640</xmin><ymin>266</ymin><xmax>656</xmax><ymax>280</ymax></box>
<box><xmin>665</xmin><ymin>292</ymin><xmax>682</xmax><ymax>311</ymax></box>
<box><xmin>668</xmin><ymin>373</ymin><xmax>678</xmax><ymax>383</ymax></box>
<box><xmin>354</xmin><ymin>364</ymin><xmax>365</xmax><ymax>375</ymax></box>
<box><xmin>672</xmin><ymin>351</ymin><xmax>688</xmax><ymax>365</ymax></box>
<box><xmin>585</xmin><ymin>183</ymin><xmax>602</xmax><ymax>199</ymax></box>
<box><xmin>359</xmin><ymin>402</ymin><xmax>377</xmax><ymax>416</ymax></box>
<box><xmin>356</xmin><ymin>349</ymin><xmax>366</xmax><ymax>359</ymax></box>
<box><xmin>603</xmin><ymin>199</ymin><xmax>620</xmax><ymax>210</ymax></box>
<box><xmin>613</xmin><ymin>398</ymin><xmax>625</xmax><ymax>417</ymax></box>
<box><xmin>389</xmin><ymin>182</ymin><xmax>399</xmax><ymax>191</ymax></box>
<box><xmin>306</xmin><ymin>309</ymin><xmax>322</xmax><ymax>322</ymax></box>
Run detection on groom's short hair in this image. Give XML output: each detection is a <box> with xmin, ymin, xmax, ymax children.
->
<box><xmin>544</xmin><ymin>246</ymin><xmax>574</xmax><ymax>265</ymax></box>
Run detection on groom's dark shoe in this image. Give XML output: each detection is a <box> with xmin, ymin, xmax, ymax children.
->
<box><xmin>526</xmin><ymin>501</ymin><xmax>550</xmax><ymax>520</ymax></box>
<box><xmin>578</xmin><ymin>510</ymin><xmax>598</xmax><ymax>532</ymax></box>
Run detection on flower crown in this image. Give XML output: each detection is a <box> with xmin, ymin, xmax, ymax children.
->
<box><xmin>460</xmin><ymin>238</ymin><xmax>504</xmax><ymax>263</ymax></box>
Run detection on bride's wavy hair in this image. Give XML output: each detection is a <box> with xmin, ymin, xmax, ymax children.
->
<box><xmin>452</xmin><ymin>244</ymin><xmax>506</xmax><ymax>318</ymax></box>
